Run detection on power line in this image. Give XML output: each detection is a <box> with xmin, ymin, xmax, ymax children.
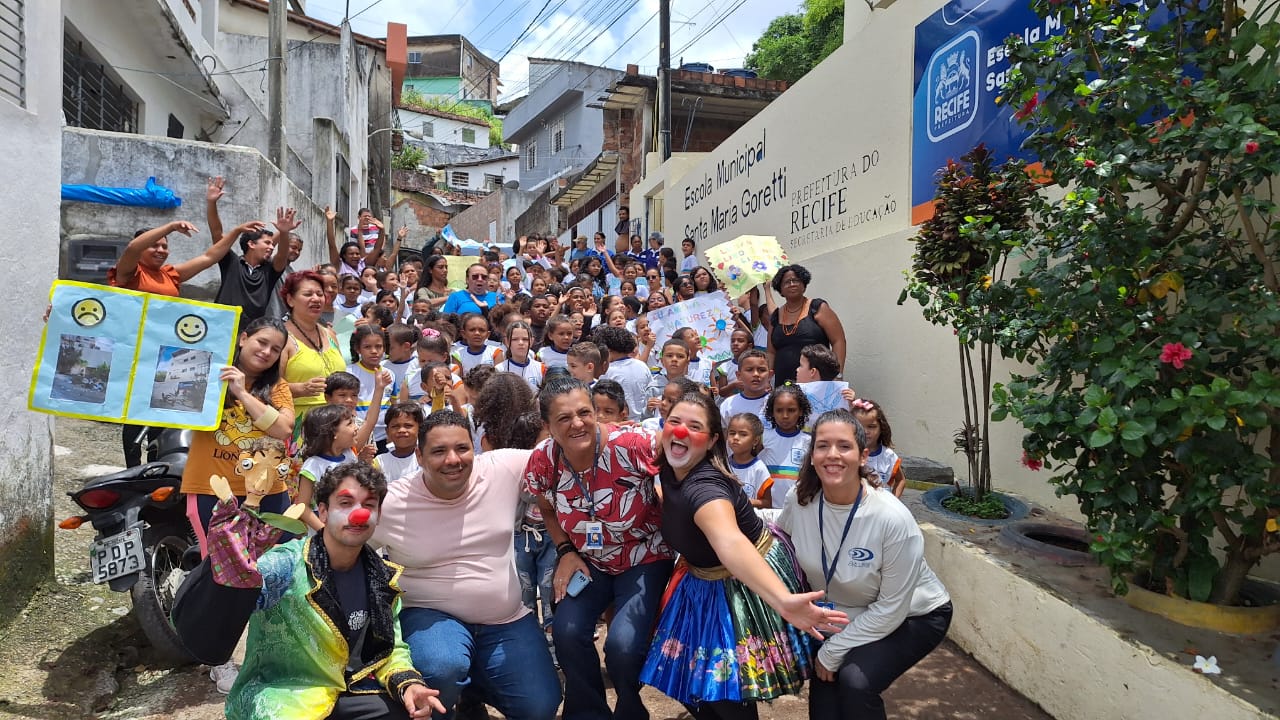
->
<box><xmin>496</xmin><ymin>0</ymin><xmax>557</xmax><ymax>63</ymax></box>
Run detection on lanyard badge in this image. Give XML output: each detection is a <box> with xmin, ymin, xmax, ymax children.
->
<box><xmin>819</xmin><ymin>485</ymin><xmax>864</xmax><ymax>595</ymax></box>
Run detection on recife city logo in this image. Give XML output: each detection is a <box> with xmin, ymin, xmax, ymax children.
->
<box><xmin>926</xmin><ymin>30</ymin><xmax>979</xmax><ymax>142</ymax></box>
<box><xmin>848</xmin><ymin>547</ymin><xmax>875</xmax><ymax>568</ymax></box>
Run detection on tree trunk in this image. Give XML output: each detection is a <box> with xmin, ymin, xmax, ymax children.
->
<box><xmin>1209</xmin><ymin>544</ymin><xmax>1259</xmax><ymax>606</ymax></box>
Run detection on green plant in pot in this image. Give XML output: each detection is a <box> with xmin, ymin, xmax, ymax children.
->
<box><xmin>990</xmin><ymin>0</ymin><xmax>1280</xmax><ymax>606</ymax></box>
<box><xmin>900</xmin><ymin>144</ymin><xmax>1037</xmax><ymax>520</ymax></box>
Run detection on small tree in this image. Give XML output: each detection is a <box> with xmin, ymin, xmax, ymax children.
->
<box><xmin>902</xmin><ymin>145</ymin><xmax>1036</xmax><ymax>510</ymax></box>
<box><xmin>392</xmin><ymin>144</ymin><xmax>426</xmax><ymax>171</ymax></box>
<box><xmin>993</xmin><ymin>0</ymin><xmax>1280</xmax><ymax>604</ymax></box>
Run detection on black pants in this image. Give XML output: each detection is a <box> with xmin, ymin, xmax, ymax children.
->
<box><xmin>327</xmin><ymin>692</ymin><xmax>410</xmax><ymax>720</ymax></box>
<box><xmin>808</xmin><ymin>602</ymin><xmax>953</xmax><ymax>720</ymax></box>
<box><xmin>122</xmin><ymin>425</ymin><xmax>157</xmax><ymax>468</ymax></box>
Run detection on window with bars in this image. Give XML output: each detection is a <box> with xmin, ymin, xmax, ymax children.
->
<box><xmin>461</xmin><ymin>127</ymin><xmax>476</xmax><ymax>144</ymax></box>
<box><xmin>484</xmin><ymin>173</ymin><xmax>503</xmax><ymax>191</ymax></box>
<box><xmin>551</xmin><ymin>118</ymin><xmax>564</xmax><ymax>154</ymax></box>
<box><xmin>450</xmin><ymin>171</ymin><xmax>470</xmax><ymax>188</ymax></box>
<box><xmin>407</xmin><ymin>51</ymin><xmax>422</xmax><ymax>64</ymax></box>
<box><xmin>422</xmin><ymin>120</ymin><xmax>434</xmax><ymax>138</ymax></box>
<box><xmin>64</xmin><ymin>32</ymin><xmax>137</xmax><ymax>133</ymax></box>
<box><xmin>0</xmin><ymin>0</ymin><xmax>24</xmax><ymax>107</ymax></box>
<box><xmin>527</xmin><ymin>142</ymin><xmax>538</xmax><ymax>171</ymax></box>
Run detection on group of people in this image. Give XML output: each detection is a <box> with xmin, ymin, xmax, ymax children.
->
<box><xmin>112</xmin><ymin>186</ymin><xmax>950</xmax><ymax>719</ymax></box>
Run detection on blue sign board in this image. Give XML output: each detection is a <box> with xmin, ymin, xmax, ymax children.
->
<box><xmin>911</xmin><ymin>0</ymin><xmax>1058</xmax><ymax>223</ymax></box>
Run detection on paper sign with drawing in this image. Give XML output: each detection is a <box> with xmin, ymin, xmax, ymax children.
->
<box><xmin>30</xmin><ymin>280</ymin><xmax>240</xmax><ymax>430</ymax></box>
<box><xmin>645</xmin><ymin>291</ymin><xmax>738</xmax><ymax>364</ymax></box>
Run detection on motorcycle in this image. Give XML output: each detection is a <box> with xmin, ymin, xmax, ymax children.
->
<box><xmin>59</xmin><ymin>427</ymin><xmax>195</xmax><ymax>664</ymax></box>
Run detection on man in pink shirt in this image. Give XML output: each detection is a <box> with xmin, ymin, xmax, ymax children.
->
<box><xmin>373</xmin><ymin>411</ymin><xmax>562</xmax><ymax>719</ymax></box>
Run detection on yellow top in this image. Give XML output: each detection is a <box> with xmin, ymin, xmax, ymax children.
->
<box><xmin>282</xmin><ymin>330</ymin><xmax>347</xmax><ymax>417</ymax></box>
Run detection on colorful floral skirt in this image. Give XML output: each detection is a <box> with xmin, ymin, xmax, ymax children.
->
<box><xmin>639</xmin><ymin>526</ymin><xmax>815</xmax><ymax>705</ymax></box>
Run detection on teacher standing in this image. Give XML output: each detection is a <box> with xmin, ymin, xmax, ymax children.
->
<box><xmin>767</xmin><ymin>264</ymin><xmax>846</xmax><ymax>385</ymax></box>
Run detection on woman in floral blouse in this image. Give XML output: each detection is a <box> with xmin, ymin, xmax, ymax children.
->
<box><xmin>524</xmin><ymin>376</ymin><xmax>674</xmax><ymax>720</ymax></box>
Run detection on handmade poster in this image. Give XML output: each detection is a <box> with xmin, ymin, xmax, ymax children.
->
<box><xmin>799</xmin><ymin>380</ymin><xmax>851</xmax><ymax>419</ymax></box>
<box><xmin>705</xmin><ymin>235</ymin><xmax>790</xmax><ymax>299</ymax></box>
<box><xmin>646</xmin><ymin>291</ymin><xmax>737</xmax><ymax>364</ymax></box>
<box><xmin>30</xmin><ymin>280</ymin><xmax>240</xmax><ymax>430</ymax></box>
<box><xmin>447</xmin><ymin>261</ymin><xmax>473</xmax><ymax>290</ymax></box>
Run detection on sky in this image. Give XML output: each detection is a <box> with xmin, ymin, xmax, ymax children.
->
<box><xmin>302</xmin><ymin>0</ymin><xmax>796</xmax><ymax>102</ymax></box>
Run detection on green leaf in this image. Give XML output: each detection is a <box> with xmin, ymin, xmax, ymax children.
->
<box><xmin>1206</xmin><ymin>415</ymin><xmax>1227</xmax><ymax>431</ymax></box>
<box><xmin>1187</xmin><ymin>557</ymin><xmax>1218</xmax><ymax>603</ymax></box>
<box><xmin>1120</xmin><ymin>423</ymin><xmax>1146</xmax><ymax>440</ymax></box>
<box><xmin>1088</xmin><ymin>428</ymin><xmax>1115</xmax><ymax>448</ymax></box>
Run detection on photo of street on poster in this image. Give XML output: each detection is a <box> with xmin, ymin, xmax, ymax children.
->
<box><xmin>50</xmin><ymin>334</ymin><xmax>114</xmax><ymax>406</ymax></box>
<box><xmin>148</xmin><ymin>345</ymin><xmax>212</xmax><ymax>414</ymax></box>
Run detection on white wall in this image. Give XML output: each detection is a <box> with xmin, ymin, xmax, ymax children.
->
<box><xmin>444</xmin><ymin>157</ymin><xmax>519</xmax><ymax>192</ymax></box>
<box><xmin>1</xmin><ymin>0</ymin><xmax>61</xmax><ymax>617</ymax></box>
<box><xmin>397</xmin><ymin>108</ymin><xmax>490</xmax><ymax>149</ymax></box>
<box><xmin>62</xmin><ymin>0</ymin><xmax>225</xmax><ymax>138</ymax></box>
<box><xmin>655</xmin><ymin>0</ymin><xmax>1075</xmax><ymax>515</ymax></box>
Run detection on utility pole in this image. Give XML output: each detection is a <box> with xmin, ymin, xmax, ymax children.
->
<box><xmin>267</xmin><ymin>0</ymin><xmax>287</xmax><ymax>168</ymax></box>
<box><xmin>658</xmin><ymin>0</ymin><xmax>671</xmax><ymax>161</ymax></box>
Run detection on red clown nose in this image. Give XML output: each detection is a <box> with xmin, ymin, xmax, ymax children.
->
<box><xmin>672</xmin><ymin>425</ymin><xmax>689</xmax><ymax>440</ymax></box>
<box><xmin>348</xmin><ymin>508</ymin><xmax>371</xmax><ymax>525</ymax></box>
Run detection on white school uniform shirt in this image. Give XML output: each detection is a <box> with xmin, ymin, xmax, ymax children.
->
<box><xmin>759</xmin><ymin>426</ymin><xmax>811</xmax><ymax>509</ymax></box>
<box><xmin>866</xmin><ymin>445</ymin><xmax>902</xmax><ymax>487</ymax></box>
<box><xmin>404</xmin><ymin>358</ymin><xmax>462</xmax><ymax>403</ymax></box>
<box><xmin>717</xmin><ymin>359</ymin><xmax>739</xmax><ymax>386</ymax></box>
<box><xmin>452</xmin><ymin>344</ymin><xmax>504</xmax><ymax>377</ymax></box>
<box><xmin>777</xmin><ymin>485</ymin><xmax>950</xmax><ymax>671</ymax></box>
<box><xmin>680</xmin><ymin>254</ymin><xmax>698</xmax><ymax>272</ymax></box>
<box><xmin>603</xmin><ymin>356</ymin><xmax>653</xmax><ymax>421</ymax></box>
<box><xmin>719</xmin><ymin>390</ymin><xmax>770</xmax><ymax>431</ymax></box>
<box><xmin>495</xmin><ymin>356</ymin><xmax>546</xmax><ymax>392</ymax></box>
<box><xmin>686</xmin><ymin>358</ymin><xmax>713</xmax><ymax>387</ymax></box>
<box><xmin>537</xmin><ymin>344</ymin><xmax>570</xmax><ymax>369</ymax></box>
<box><xmin>347</xmin><ymin>361</ymin><xmax>396</xmax><ymax>442</ymax></box>
<box><xmin>334</xmin><ymin>300</ymin><xmax>365</xmax><ymax>320</ymax></box>
<box><xmin>299</xmin><ymin>450</ymin><xmax>359</xmax><ymax>487</ymax></box>
<box><xmin>384</xmin><ymin>357</ymin><xmax>414</xmax><ymax>396</ymax></box>
<box><xmin>374</xmin><ymin>449</ymin><xmax>421</xmax><ymax>485</ymax></box>
<box><xmin>729</xmin><ymin>457</ymin><xmax>770</xmax><ymax>502</ymax></box>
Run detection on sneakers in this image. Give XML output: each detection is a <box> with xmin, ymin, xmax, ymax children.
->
<box><xmin>209</xmin><ymin>661</ymin><xmax>239</xmax><ymax>694</ymax></box>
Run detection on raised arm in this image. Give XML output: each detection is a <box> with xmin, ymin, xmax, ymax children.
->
<box><xmin>595</xmin><ymin>237</ymin><xmax>621</xmax><ymax>276</ymax></box>
<box><xmin>174</xmin><ymin>220</ymin><xmax>267</xmax><ymax>283</ymax></box>
<box><xmin>354</xmin><ymin>368</ymin><xmax>391</xmax><ymax>448</ymax></box>
<box><xmin>364</xmin><ymin>217</ymin><xmax>387</xmax><ymax>266</ymax></box>
<box><xmin>696</xmin><ymin>499</ymin><xmax>846</xmax><ymax>639</ymax></box>
<box><xmin>271</xmin><ymin>207</ymin><xmax>302</xmax><ymax>273</ymax></box>
<box><xmin>206</xmin><ymin>176</ymin><xmax>225</xmax><ymax>244</ymax></box>
<box><xmin>116</xmin><ymin>222</ymin><xmax>198</xmax><ymax>287</ymax></box>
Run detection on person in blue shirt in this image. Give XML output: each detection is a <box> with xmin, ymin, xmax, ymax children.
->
<box><xmin>442</xmin><ymin>262</ymin><xmax>503</xmax><ymax>316</ymax></box>
<box><xmin>636</xmin><ymin>232</ymin><xmax>663</xmax><ymax>271</ymax></box>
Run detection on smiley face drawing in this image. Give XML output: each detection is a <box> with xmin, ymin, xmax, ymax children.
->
<box><xmin>72</xmin><ymin>298</ymin><xmax>106</xmax><ymax>327</ymax></box>
<box><xmin>174</xmin><ymin>314</ymin><xmax>208</xmax><ymax>344</ymax></box>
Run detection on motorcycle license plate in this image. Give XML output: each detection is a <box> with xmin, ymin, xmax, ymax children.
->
<box><xmin>89</xmin><ymin>528</ymin><xmax>145</xmax><ymax>584</ymax></box>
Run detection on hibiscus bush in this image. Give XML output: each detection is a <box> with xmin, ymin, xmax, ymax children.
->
<box><xmin>990</xmin><ymin>0</ymin><xmax>1280</xmax><ymax>605</ymax></box>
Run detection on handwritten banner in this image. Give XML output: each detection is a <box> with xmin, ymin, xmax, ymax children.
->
<box><xmin>30</xmin><ymin>281</ymin><xmax>240</xmax><ymax>430</ymax></box>
<box><xmin>704</xmin><ymin>235</ymin><xmax>789</xmax><ymax>298</ymax></box>
<box><xmin>646</xmin><ymin>291</ymin><xmax>738</xmax><ymax>363</ymax></box>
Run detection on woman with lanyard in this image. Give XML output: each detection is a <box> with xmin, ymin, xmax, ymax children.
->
<box><xmin>523</xmin><ymin>377</ymin><xmax>674</xmax><ymax>720</ymax></box>
<box><xmin>277</xmin><ymin>271</ymin><xmax>347</xmax><ymax>431</ymax></box>
<box><xmin>442</xmin><ymin>262</ymin><xmax>502</xmax><ymax>316</ymax></box>
<box><xmin>640</xmin><ymin>392</ymin><xmax>845</xmax><ymax>720</ymax></box>
<box><xmin>777</xmin><ymin>409</ymin><xmax>951</xmax><ymax>720</ymax></box>
<box><xmin>416</xmin><ymin>254</ymin><xmax>452</xmax><ymax>310</ymax></box>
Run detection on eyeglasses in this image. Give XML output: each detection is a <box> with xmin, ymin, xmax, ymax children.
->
<box><xmin>780</xmin><ymin>277</ymin><xmax>804</xmax><ymax>286</ymax></box>
<box><xmin>468</xmin><ymin>274</ymin><xmax>487</xmax><ymax>280</ymax></box>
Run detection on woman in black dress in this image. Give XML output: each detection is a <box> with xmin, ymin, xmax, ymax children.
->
<box><xmin>767</xmin><ymin>264</ymin><xmax>847</xmax><ymax>385</ymax></box>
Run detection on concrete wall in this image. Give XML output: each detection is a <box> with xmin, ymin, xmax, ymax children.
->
<box><xmin>652</xmin><ymin>0</ymin><xmax>1078</xmax><ymax>515</ymax></box>
<box><xmin>444</xmin><ymin>158</ymin><xmax>519</xmax><ymax>193</ymax></box>
<box><xmin>449</xmin><ymin>187</ymin><xmax>541</xmax><ymax>247</ymax></box>
<box><xmin>61</xmin><ymin>129</ymin><xmax>331</xmax><ymax>300</ymax></box>
<box><xmin>0</xmin><ymin>0</ymin><xmax>62</xmax><ymax>624</ymax></box>
<box><xmin>215</xmin><ymin>29</ymin><xmax>372</xmax><ymax>218</ymax></box>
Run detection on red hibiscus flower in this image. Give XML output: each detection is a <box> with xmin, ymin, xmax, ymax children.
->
<box><xmin>1159</xmin><ymin>342</ymin><xmax>1193</xmax><ymax>369</ymax></box>
<box><xmin>1021</xmin><ymin>451</ymin><xmax>1043</xmax><ymax>471</ymax></box>
<box><xmin>1014</xmin><ymin>94</ymin><xmax>1040</xmax><ymax>121</ymax></box>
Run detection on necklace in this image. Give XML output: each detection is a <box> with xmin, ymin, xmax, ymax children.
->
<box><xmin>291</xmin><ymin>319</ymin><xmax>324</xmax><ymax>351</ymax></box>
<box><xmin>780</xmin><ymin>300</ymin><xmax>807</xmax><ymax>337</ymax></box>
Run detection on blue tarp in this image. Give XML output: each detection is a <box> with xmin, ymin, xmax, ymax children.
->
<box><xmin>61</xmin><ymin>177</ymin><xmax>182</xmax><ymax>209</ymax></box>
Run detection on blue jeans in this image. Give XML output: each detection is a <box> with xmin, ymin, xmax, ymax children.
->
<box><xmin>399</xmin><ymin>607</ymin><xmax>562</xmax><ymax>720</ymax></box>
<box><xmin>553</xmin><ymin>559</ymin><xmax>674</xmax><ymax>720</ymax></box>
<box><xmin>514</xmin><ymin>527</ymin><xmax>556</xmax><ymax>630</ymax></box>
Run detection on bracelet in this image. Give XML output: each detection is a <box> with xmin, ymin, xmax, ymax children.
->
<box><xmin>252</xmin><ymin>407</ymin><xmax>280</xmax><ymax>431</ymax></box>
<box><xmin>556</xmin><ymin>541</ymin><xmax>578</xmax><ymax>559</ymax></box>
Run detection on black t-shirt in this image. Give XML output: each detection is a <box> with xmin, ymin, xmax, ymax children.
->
<box><xmin>660</xmin><ymin>460</ymin><xmax>764</xmax><ymax>569</ymax></box>
<box><xmin>331</xmin><ymin>555</ymin><xmax>369</xmax><ymax>671</ymax></box>
<box><xmin>216</xmin><ymin>251</ymin><xmax>285</xmax><ymax>326</ymax></box>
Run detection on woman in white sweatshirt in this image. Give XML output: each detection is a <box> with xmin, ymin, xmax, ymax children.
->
<box><xmin>777</xmin><ymin>408</ymin><xmax>952</xmax><ymax>720</ymax></box>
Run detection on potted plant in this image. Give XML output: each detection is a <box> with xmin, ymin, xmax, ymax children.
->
<box><xmin>991</xmin><ymin>0</ymin><xmax>1280</xmax><ymax>617</ymax></box>
<box><xmin>901</xmin><ymin>144</ymin><xmax>1037</xmax><ymax>522</ymax></box>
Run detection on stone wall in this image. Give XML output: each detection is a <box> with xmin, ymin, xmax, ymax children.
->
<box><xmin>61</xmin><ymin>129</ymin><xmax>331</xmax><ymax>300</ymax></box>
